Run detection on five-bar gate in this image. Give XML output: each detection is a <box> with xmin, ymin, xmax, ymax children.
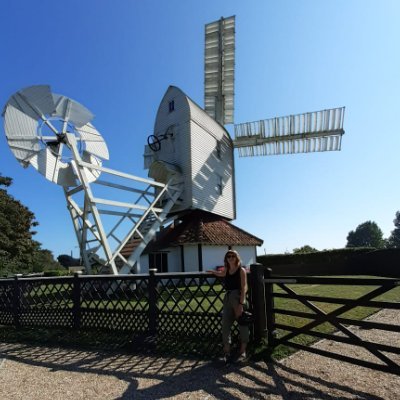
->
<box><xmin>261</xmin><ymin>266</ymin><xmax>400</xmax><ymax>375</ymax></box>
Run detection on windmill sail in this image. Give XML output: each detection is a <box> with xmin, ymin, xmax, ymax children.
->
<box><xmin>204</xmin><ymin>15</ymin><xmax>235</xmax><ymax>125</ymax></box>
<box><xmin>233</xmin><ymin>107</ymin><xmax>345</xmax><ymax>157</ymax></box>
<box><xmin>2</xmin><ymin>85</ymin><xmax>108</xmax><ymax>186</ymax></box>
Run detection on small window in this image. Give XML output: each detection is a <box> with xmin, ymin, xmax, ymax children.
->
<box><xmin>149</xmin><ymin>252</ymin><xmax>168</xmax><ymax>273</ymax></box>
<box><xmin>168</xmin><ymin>100</ymin><xmax>175</xmax><ymax>112</ymax></box>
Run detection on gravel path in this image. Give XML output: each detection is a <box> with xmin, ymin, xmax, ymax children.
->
<box><xmin>0</xmin><ymin>309</ymin><xmax>399</xmax><ymax>399</ymax></box>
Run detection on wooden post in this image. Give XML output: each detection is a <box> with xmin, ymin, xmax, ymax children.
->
<box><xmin>197</xmin><ymin>244</ymin><xmax>203</xmax><ymax>272</ymax></box>
<box><xmin>13</xmin><ymin>274</ymin><xmax>22</xmax><ymax>329</ymax></box>
<box><xmin>264</xmin><ymin>267</ymin><xmax>276</xmax><ymax>348</ymax></box>
<box><xmin>148</xmin><ymin>269</ymin><xmax>158</xmax><ymax>335</ymax></box>
<box><xmin>73</xmin><ymin>272</ymin><xmax>82</xmax><ymax>330</ymax></box>
<box><xmin>250</xmin><ymin>263</ymin><xmax>267</xmax><ymax>344</ymax></box>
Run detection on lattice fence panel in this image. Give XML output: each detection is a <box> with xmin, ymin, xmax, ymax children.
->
<box><xmin>155</xmin><ymin>274</ymin><xmax>240</xmax><ymax>339</ymax></box>
<box><xmin>158</xmin><ymin>312</ymin><xmax>222</xmax><ymax>338</ymax></box>
<box><xmin>19</xmin><ymin>278</ymin><xmax>74</xmax><ymax>328</ymax></box>
<box><xmin>79</xmin><ymin>276</ymin><xmax>150</xmax><ymax>333</ymax></box>
<box><xmin>0</xmin><ymin>279</ymin><xmax>14</xmax><ymax>325</ymax></box>
<box><xmin>0</xmin><ymin>272</ymin><xmax>253</xmax><ymax>345</ymax></box>
<box><xmin>81</xmin><ymin>310</ymin><xmax>148</xmax><ymax>333</ymax></box>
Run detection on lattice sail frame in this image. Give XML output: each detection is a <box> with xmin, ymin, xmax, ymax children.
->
<box><xmin>204</xmin><ymin>15</ymin><xmax>235</xmax><ymax>125</ymax></box>
<box><xmin>233</xmin><ymin>107</ymin><xmax>345</xmax><ymax>157</ymax></box>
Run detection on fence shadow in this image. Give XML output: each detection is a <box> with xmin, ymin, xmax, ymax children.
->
<box><xmin>0</xmin><ymin>341</ymin><xmax>388</xmax><ymax>399</ymax></box>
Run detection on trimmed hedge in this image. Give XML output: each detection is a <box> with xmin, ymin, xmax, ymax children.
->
<box><xmin>257</xmin><ymin>248</ymin><xmax>400</xmax><ymax>277</ymax></box>
<box><xmin>43</xmin><ymin>270</ymin><xmax>68</xmax><ymax>277</ymax></box>
<box><xmin>257</xmin><ymin>247</ymin><xmax>375</xmax><ymax>267</ymax></box>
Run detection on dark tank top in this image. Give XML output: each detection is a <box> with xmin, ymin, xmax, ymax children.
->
<box><xmin>225</xmin><ymin>266</ymin><xmax>242</xmax><ymax>291</ymax></box>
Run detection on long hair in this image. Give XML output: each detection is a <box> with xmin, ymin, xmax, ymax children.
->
<box><xmin>223</xmin><ymin>250</ymin><xmax>242</xmax><ymax>272</ymax></box>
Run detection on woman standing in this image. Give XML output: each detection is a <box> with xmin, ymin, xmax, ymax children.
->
<box><xmin>208</xmin><ymin>249</ymin><xmax>249</xmax><ymax>362</ymax></box>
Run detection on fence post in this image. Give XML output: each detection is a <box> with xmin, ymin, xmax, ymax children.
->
<box><xmin>250</xmin><ymin>263</ymin><xmax>267</xmax><ymax>344</ymax></box>
<box><xmin>148</xmin><ymin>269</ymin><xmax>158</xmax><ymax>336</ymax></box>
<box><xmin>73</xmin><ymin>272</ymin><xmax>82</xmax><ymax>330</ymax></box>
<box><xmin>264</xmin><ymin>267</ymin><xmax>276</xmax><ymax>349</ymax></box>
<box><xmin>13</xmin><ymin>274</ymin><xmax>22</xmax><ymax>329</ymax></box>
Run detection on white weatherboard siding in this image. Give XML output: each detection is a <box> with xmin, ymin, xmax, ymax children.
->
<box><xmin>166</xmin><ymin>247</ymin><xmax>181</xmax><ymax>273</ymax></box>
<box><xmin>148</xmin><ymin>86</ymin><xmax>236</xmax><ymax>219</ymax></box>
<box><xmin>141</xmin><ymin>244</ymin><xmax>258</xmax><ymax>273</ymax></box>
<box><xmin>139</xmin><ymin>254</ymin><xmax>149</xmax><ymax>273</ymax></box>
<box><xmin>183</xmin><ymin>245</ymin><xmax>200</xmax><ymax>272</ymax></box>
<box><xmin>151</xmin><ymin>86</ymin><xmax>192</xmax><ymax>211</ymax></box>
<box><xmin>232</xmin><ymin>246</ymin><xmax>258</xmax><ymax>267</ymax></box>
<box><xmin>202</xmin><ymin>245</ymin><xmax>258</xmax><ymax>270</ymax></box>
<box><xmin>190</xmin><ymin>120</ymin><xmax>234</xmax><ymax>219</ymax></box>
<box><xmin>202</xmin><ymin>246</ymin><xmax>229</xmax><ymax>270</ymax></box>
<box><xmin>187</xmin><ymin>96</ymin><xmax>235</xmax><ymax>220</ymax></box>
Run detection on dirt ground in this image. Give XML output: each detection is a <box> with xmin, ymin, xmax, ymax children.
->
<box><xmin>0</xmin><ymin>309</ymin><xmax>399</xmax><ymax>399</ymax></box>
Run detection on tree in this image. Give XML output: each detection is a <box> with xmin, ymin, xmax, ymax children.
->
<box><xmin>387</xmin><ymin>211</ymin><xmax>400</xmax><ymax>248</ymax></box>
<box><xmin>293</xmin><ymin>245</ymin><xmax>318</xmax><ymax>254</ymax></box>
<box><xmin>0</xmin><ymin>175</ymin><xmax>39</xmax><ymax>273</ymax></box>
<box><xmin>0</xmin><ymin>174</ymin><xmax>60</xmax><ymax>275</ymax></box>
<box><xmin>33</xmin><ymin>249</ymin><xmax>63</xmax><ymax>272</ymax></box>
<box><xmin>346</xmin><ymin>221</ymin><xmax>385</xmax><ymax>249</ymax></box>
<box><xmin>57</xmin><ymin>254</ymin><xmax>81</xmax><ymax>268</ymax></box>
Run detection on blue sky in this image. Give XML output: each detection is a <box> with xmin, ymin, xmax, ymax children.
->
<box><xmin>0</xmin><ymin>0</ymin><xmax>399</xmax><ymax>257</ymax></box>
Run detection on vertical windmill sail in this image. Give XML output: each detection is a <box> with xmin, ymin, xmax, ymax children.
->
<box><xmin>204</xmin><ymin>15</ymin><xmax>235</xmax><ymax>125</ymax></box>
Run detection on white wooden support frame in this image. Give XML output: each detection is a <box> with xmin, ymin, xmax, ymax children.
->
<box><xmin>63</xmin><ymin>133</ymin><xmax>183</xmax><ymax>275</ymax></box>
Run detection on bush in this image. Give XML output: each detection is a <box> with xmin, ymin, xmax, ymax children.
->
<box><xmin>43</xmin><ymin>270</ymin><xmax>67</xmax><ymax>277</ymax></box>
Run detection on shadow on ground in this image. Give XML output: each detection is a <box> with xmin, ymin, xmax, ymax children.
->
<box><xmin>0</xmin><ymin>341</ymin><xmax>384</xmax><ymax>400</ymax></box>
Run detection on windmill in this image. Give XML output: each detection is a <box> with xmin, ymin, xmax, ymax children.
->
<box><xmin>2</xmin><ymin>16</ymin><xmax>345</xmax><ymax>275</ymax></box>
<box><xmin>142</xmin><ymin>16</ymin><xmax>345</xmax><ymax>232</ymax></box>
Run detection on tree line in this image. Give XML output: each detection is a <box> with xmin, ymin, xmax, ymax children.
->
<box><xmin>293</xmin><ymin>214</ymin><xmax>400</xmax><ymax>254</ymax></box>
<box><xmin>346</xmin><ymin>220</ymin><xmax>393</xmax><ymax>249</ymax></box>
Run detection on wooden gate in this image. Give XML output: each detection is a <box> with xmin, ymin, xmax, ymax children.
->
<box><xmin>262</xmin><ymin>267</ymin><xmax>400</xmax><ymax>375</ymax></box>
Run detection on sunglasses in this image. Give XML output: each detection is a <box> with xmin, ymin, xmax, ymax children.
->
<box><xmin>227</xmin><ymin>255</ymin><xmax>236</xmax><ymax>259</ymax></box>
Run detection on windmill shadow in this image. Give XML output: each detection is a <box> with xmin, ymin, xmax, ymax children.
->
<box><xmin>0</xmin><ymin>341</ymin><xmax>386</xmax><ymax>399</ymax></box>
<box><xmin>191</xmin><ymin>133</ymin><xmax>233</xmax><ymax>215</ymax></box>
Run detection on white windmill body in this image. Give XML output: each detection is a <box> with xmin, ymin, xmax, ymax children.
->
<box><xmin>143</xmin><ymin>16</ymin><xmax>345</xmax><ymax>215</ymax></box>
<box><xmin>144</xmin><ymin>86</ymin><xmax>236</xmax><ymax>220</ymax></box>
<box><xmin>136</xmin><ymin>15</ymin><xmax>345</xmax><ymax>272</ymax></box>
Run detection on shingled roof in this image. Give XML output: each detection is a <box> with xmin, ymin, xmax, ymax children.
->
<box><xmin>121</xmin><ymin>210</ymin><xmax>263</xmax><ymax>258</ymax></box>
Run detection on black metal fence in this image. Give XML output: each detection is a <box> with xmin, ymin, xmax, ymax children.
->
<box><xmin>2</xmin><ymin>250</ymin><xmax>400</xmax><ymax>375</ymax></box>
<box><xmin>0</xmin><ymin>269</ymin><xmax>259</xmax><ymax>350</ymax></box>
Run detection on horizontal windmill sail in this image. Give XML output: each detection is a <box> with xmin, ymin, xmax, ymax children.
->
<box><xmin>233</xmin><ymin>107</ymin><xmax>345</xmax><ymax>157</ymax></box>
